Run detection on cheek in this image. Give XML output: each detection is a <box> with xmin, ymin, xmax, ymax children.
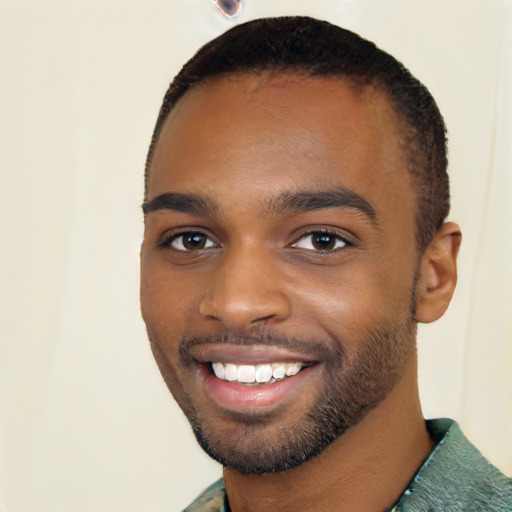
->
<box><xmin>141</xmin><ymin>265</ymin><xmax>199</xmax><ymax>400</ymax></box>
<box><xmin>140</xmin><ymin>261</ymin><xmax>199</xmax><ymax>345</ymax></box>
<box><xmin>288</xmin><ymin>261</ymin><xmax>413</xmax><ymax>340</ymax></box>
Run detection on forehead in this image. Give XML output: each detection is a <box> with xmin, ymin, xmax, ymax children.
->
<box><xmin>148</xmin><ymin>72</ymin><xmax>413</xmax><ymax>216</ymax></box>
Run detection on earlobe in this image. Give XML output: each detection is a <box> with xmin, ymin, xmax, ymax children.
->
<box><xmin>415</xmin><ymin>222</ymin><xmax>462</xmax><ymax>324</ymax></box>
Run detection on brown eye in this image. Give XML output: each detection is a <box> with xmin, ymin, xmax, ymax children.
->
<box><xmin>293</xmin><ymin>232</ymin><xmax>347</xmax><ymax>252</ymax></box>
<box><xmin>312</xmin><ymin>233</ymin><xmax>337</xmax><ymax>250</ymax></box>
<box><xmin>169</xmin><ymin>232</ymin><xmax>216</xmax><ymax>251</ymax></box>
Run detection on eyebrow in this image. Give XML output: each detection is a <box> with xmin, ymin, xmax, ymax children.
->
<box><xmin>142</xmin><ymin>187</ymin><xmax>376</xmax><ymax>222</ymax></box>
<box><xmin>142</xmin><ymin>193</ymin><xmax>217</xmax><ymax>216</ymax></box>
<box><xmin>266</xmin><ymin>187</ymin><xmax>376</xmax><ymax>222</ymax></box>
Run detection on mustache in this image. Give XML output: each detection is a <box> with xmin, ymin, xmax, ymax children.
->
<box><xmin>178</xmin><ymin>331</ymin><xmax>344</xmax><ymax>366</ymax></box>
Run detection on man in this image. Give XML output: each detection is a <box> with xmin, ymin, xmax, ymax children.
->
<box><xmin>140</xmin><ymin>16</ymin><xmax>512</xmax><ymax>512</ymax></box>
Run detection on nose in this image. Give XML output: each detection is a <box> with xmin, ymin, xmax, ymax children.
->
<box><xmin>199</xmin><ymin>247</ymin><xmax>292</xmax><ymax>331</ymax></box>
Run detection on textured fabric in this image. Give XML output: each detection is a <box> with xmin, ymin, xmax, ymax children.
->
<box><xmin>183</xmin><ymin>480</ymin><xmax>226</xmax><ymax>512</ymax></box>
<box><xmin>183</xmin><ymin>419</ymin><xmax>512</xmax><ymax>512</ymax></box>
<box><xmin>390</xmin><ymin>419</ymin><xmax>512</xmax><ymax>511</ymax></box>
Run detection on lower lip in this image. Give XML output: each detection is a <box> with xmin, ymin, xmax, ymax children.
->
<box><xmin>199</xmin><ymin>364</ymin><xmax>318</xmax><ymax>412</ymax></box>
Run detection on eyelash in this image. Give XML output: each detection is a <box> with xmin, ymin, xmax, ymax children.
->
<box><xmin>291</xmin><ymin>228</ymin><xmax>351</xmax><ymax>252</ymax></box>
<box><xmin>159</xmin><ymin>230</ymin><xmax>218</xmax><ymax>251</ymax></box>
<box><xmin>159</xmin><ymin>228</ymin><xmax>352</xmax><ymax>254</ymax></box>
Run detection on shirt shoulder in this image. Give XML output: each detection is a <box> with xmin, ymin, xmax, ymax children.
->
<box><xmin>182</xmin><ymin>479</ymin><xmax>226</xmax><ymax>512</ymax></box>
<box><xmin>392</xmin><ymin>418</ymin><xmax>512</xmax><ymax>512</ymax></box>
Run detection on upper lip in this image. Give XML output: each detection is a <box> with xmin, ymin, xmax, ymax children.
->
<box><xmin>190</xmin><ymin>344</ymin><xmax>319</xmax><ymax>365</ymax></box>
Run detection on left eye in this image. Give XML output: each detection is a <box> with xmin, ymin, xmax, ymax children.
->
<box><xmin>168</xmin><ymin>232</ymin><xmax>216</xmax><ymax>251</ymax></box>
<box><xmin>293</xmin><ymin>232</ymin><xmax>347</xmax><ymax>251</ymax></box>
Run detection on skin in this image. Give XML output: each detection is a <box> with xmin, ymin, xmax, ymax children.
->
<box><xmin>141</xmin><ymin>73</ymin><xmax>461</xmax><ymax>511</ymax></box>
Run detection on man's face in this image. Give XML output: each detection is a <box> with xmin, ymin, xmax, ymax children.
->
<box><xmin>141</xmin><ymin>73</ymin><xmax>420</xmax><ymax>473</ymax></box>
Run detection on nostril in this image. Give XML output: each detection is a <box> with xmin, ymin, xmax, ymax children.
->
<box><xmin>198</xmin><ymin>299</ymin><xmax>220</xmax><ymax>322</ymax></box>
<box><xmin>250</xmin><ymin>314</ymin><xmax>277</xmax><ymax>327</ymax></box>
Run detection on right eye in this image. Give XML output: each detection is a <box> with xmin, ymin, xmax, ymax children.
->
<box><xmin>292</xmin><ymin>231</ymin><xmax>348</xmax><ymax>252</ymax></box>
<box><xmin>162</xmin><ymin>232</ymin><xmax>217</xmax><ymax>251</ymax></box>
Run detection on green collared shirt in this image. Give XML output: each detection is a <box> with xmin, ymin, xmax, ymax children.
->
<box><xmin>183</xmin><ymin>419</ymin><xmax>512</xmax><ymax>512</ymax></box>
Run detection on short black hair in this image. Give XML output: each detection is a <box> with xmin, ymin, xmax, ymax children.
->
<box><xmin>145</xmin><ymin>16</ymin><xmax>450</xmax><ymax>252</ymax></box>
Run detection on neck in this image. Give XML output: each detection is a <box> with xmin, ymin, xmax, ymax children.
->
<box><xmin>223</xmin><ymin>356</ymin><xmax>433</xmax><ymax>512</ymax></box>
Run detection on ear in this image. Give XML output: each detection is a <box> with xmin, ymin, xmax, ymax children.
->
<box><xmin>415</xmin><ymin>222</ymin><xmax>462</xmax><ymax>324</ymax></box>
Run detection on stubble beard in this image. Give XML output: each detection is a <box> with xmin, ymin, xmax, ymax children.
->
<box><xmin>179</xmin><ymin>302</ymin><xmax>418</xmax><ymax>474</ymax></box>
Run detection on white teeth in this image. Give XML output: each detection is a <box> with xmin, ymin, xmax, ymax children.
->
<box><xmin>285</xmin><ymin>363</ymin><xmax>301</xmax><ymax>376</ymax></box>
<box><xmin>224</xmin><ymin>363</ymin><xmax>238</xmax><ymax>381</ymax></box>
<box><xmin>255</xmin><ymin>364</ymin><xmax>273</xmax><ymax>383</ymax></box>
<box><xmin>212</xmin><ymin>362</ymin><xmax>225</xmax><ymax>380</ymax></box>
<box><xmin>237</xmin><ymin>365</ymin><xmax>256</xmax><ymax>383</ymax></box>
<box><xmin>272</xmin><ymin>363</ymin><xmax>286</xmax><ymax>380</ymax></box>
<box><xmin>211</xmin><ymin>362</ymin><xmax>305</xmax><ymax>384</ymax></box>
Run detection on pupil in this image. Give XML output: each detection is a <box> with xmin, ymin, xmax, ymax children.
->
<box><xmin>184</xmin><ymin>233</ymin><xmax>205</xmax><ymax>250</ymax></box>
<box><xmin>313</xmin><ymin>234</ymin><xmax>335</xmax><ymax>250</ymax></box>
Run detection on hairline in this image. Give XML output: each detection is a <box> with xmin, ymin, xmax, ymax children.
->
<box><xmin>146</xmin><ymin>67</ymin><xmax>411</xmax><ymax>185</ymax></box>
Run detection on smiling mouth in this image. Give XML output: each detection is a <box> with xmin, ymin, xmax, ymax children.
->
<box><xmin>208</xmin><ymin>361</ymin><xmax>311</xmax><ymax>385</ymax></box>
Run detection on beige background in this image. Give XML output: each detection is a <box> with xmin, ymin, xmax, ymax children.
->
<box><xmin>1</xmin><ymin>0</ymin><xmax>511</xmax><ymax>510</ymax></box>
